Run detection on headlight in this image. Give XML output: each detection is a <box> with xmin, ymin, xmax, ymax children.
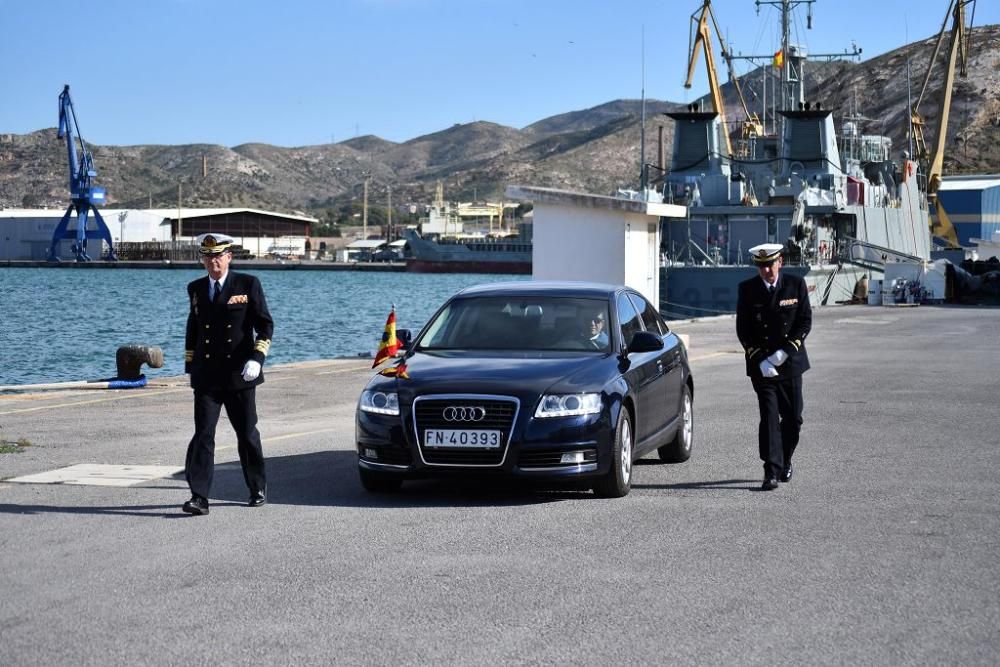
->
<box><xmin>534</xmin><ymin>393</ymin><xmax>602</xmax><ymax>418</ymax></box>
<box><xmin>359</xmin><ymin>390</ymin><xmax>399</xmax><ymax>415</ymax></box>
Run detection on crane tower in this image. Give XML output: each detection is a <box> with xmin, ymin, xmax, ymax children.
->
<box><xmin>47</xmin><ymin>85</ymin><xmax>117</xmax><ymax>262</ymax></box>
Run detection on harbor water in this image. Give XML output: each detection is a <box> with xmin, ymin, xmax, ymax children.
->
<box><xmin>0</xmin><ymin>267</ymin><xmax>526</xmax><ymax>386</ymax></box>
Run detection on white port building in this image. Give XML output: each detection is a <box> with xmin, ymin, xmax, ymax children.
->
<box><xmin>0</xmin><ymin>207</ymin><xmax>317</xmax><ymax>260</ymax></box>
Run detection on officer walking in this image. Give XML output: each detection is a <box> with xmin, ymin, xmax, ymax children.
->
<box><xmin>182</xmin><ymin>233</ymin><xmax>274</xmax><ymax>515</ymax></box>
<box><xmin>736</xmin><ymin>243</ymin><xmax>812</xmax><ymax>491</ymax></box>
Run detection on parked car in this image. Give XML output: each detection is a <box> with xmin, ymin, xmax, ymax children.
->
<box><xmin>355</xmin><ymin>281</ymin><xmax>693</xmax><ymax>497</ymax></box>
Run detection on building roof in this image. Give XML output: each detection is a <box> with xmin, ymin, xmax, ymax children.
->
<box><xmin>346</xmin><ymin>239</ymin><xmax>388</xmax><ymax>249</ymax></box>
<box><xmin>939</xmin><ymin>176</ymin><xmax>1000</xmax><ymax>192</ymax></box>
<box><xmin>148</xmin><ymin>207</ymin><xmax>317</xmax><ymax>223</ymax></box>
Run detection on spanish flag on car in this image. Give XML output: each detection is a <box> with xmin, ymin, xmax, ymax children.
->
<box><xmin>773</xmin><ymin>49</ymin><xmax>784</xmax><ymax>69</ymax></box>
<box><xmin>372</xmin><ymin>306</ymin><xmax>399</xmax><ymax>367</ymax></box>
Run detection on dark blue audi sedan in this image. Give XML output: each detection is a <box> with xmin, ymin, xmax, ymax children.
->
<box><xmin>355</xmin><ymin>282</ymin><xmax>693</xmax><ymax>497</ymax></box>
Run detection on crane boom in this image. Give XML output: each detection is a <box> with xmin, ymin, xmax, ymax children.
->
<box><xmin>910</xmin><ymin>0</ymin><xmax>976</xmax><ymax>248</ymax></box>
<box><xmin>686</xmin><ymin>0</ymin><xmax>733</xmax><ymax>157</ymax></box>
<box><xmin>47</xmin><ymin>85</ymin><xmax>116</xmax><ymax>262</ymax></box>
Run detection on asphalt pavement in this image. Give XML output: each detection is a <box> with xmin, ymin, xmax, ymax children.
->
<box><xmin>1</xmin><ymin>304</ymin><xmax>998</xmax><ymax>665</ymax></box>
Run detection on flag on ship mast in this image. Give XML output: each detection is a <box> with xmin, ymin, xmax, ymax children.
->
<box><xmin>773</xmin><ymin>49</ymin><xmax>784</xmax><ymax>69</ymax></box>
<box><xmin>372</xmin><ymin>305</ymin><xmax>399</xmax><ymax>368</ymax></box>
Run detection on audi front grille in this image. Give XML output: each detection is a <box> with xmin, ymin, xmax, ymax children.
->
<box><xmin>412</xmin><ymin>394</ymin><xmax>519</xmax><ymax>467</ymax></box>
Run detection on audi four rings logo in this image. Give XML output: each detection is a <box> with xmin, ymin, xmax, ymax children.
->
<box><xmin>443</xmin><ymin>406</ymin><xmax>486</xmax><ymax>422</ymax></box>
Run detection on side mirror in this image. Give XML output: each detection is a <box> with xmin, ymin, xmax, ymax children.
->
<box><xmin>627</xmin><ymin>330</ymin><xmax>664</xmax><ymax>354</ymax></box>
<box><xmin>397</xmin><ymin>328</ymin><xmax>413</xmax><ymax>353</ymax></box>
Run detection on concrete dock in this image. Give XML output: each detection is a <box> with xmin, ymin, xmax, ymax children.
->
<box><xmin>1</xmin><ymin>304</ymin><xmax>998</xmax><ymax>664</ymax></box>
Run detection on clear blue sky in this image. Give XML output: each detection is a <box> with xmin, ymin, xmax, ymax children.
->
<box><xmin>1</xmin><ymin>0</ymin><xmax>994</xmax><ymax>147</ymax></box>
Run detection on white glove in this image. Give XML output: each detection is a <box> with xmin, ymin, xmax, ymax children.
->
<box><xmin>241</xmin><ymin>360</ymin><xmax>261</xmax><ymax>382</ymax></box>
<box><xmin>759</xmin><ymin>360</ymin><xmax>779</xmax><ymax>378</ymax></box>
<box><xmin>767</xmin><ymin>349</ymin><xmax>788</xmax><ymax>367</ymax></box>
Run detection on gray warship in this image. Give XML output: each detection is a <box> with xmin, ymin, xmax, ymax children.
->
<box><xmin>658</xmin><ymin>0</ymin><xmax>933</xmax><ymax>318</ymax></box>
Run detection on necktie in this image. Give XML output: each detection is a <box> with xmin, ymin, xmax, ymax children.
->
<box><xmin>212</xmin><ymin>281</ymin><xmax>221</xmax><ymax>303</ymax></box>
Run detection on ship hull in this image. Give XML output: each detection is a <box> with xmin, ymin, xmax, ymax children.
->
<box><xmin>660</xmin><ymin>263</ymin><xmax>871</xmax><ymax>319</ymax></box>
<box><xmin>407</xmin><ymin>258</ymin><xmax>531</xmax><ymax>274</ymax></box>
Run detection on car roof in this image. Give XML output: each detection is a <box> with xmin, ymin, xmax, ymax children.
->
<box><xmin>454</xmin><ymin>280</ymin><xmax>623</xmax><ymax>299</ymax></box>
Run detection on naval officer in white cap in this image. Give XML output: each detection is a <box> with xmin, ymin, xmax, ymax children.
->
<box><xmin>736</xmin><ymin>243</ymin><xmax>812</xmax><ymax>491</ymax></box>
<box><xmin>181</xmin><ymin>233</ymin><xmax>274</xmax><ymax>515</ymax></box>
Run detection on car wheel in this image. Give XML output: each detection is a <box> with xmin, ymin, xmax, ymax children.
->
<box><xmin>658</xmin><ymin>385</ymin><xmax>693</xmax><ymax>463</ymax></box>
<box><xmin>359</xmin><ymin>467</ymin><xmax>403</xmax><ymax>493</ymax></box>
<box><xmin>593</xmin><ymin>407</ymin><xmax>633</xmax><ymax>498</ymax></box>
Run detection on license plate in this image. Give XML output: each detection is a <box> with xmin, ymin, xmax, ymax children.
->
<box><xmin>424</xmin><ymin>429</ymin><xmax>501</xmax><ymax>448</ymax></box>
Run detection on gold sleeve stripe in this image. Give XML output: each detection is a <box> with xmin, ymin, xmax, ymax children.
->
<box><xmin>254</xmin><ymin>339</ymin><xmax>272</xmax><ymax>356</ymax></box>
<box><xmin>745</xmin><ymin>347</ymin><xmax>759</xmax><ymax>357</ymax></box>
<box><xmin>184</xmin><ymin>350</ymin><xmax>193</xmax><ymax>362</ymax></box>
<box><xmin>790</xmin><ymin>340</ymin><xmax>801</xmax><ymax>350</ymax></box>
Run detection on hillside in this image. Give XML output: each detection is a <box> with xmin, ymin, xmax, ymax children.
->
<box><xmin>1</xmin><ymin>26</ymin><xmax>998</xmax><ymax>216</ymax></box>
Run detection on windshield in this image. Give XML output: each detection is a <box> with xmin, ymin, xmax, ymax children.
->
<box><xmin>418</xmin><ymin>296</ymin><xmax>611</xmax><ymax>352</ymax></box>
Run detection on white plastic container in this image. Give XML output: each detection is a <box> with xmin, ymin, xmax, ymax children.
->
<box><xmin>867</xmin><ymin>279</ymin><xmax>882</xmax><ymax>305</ymax></box>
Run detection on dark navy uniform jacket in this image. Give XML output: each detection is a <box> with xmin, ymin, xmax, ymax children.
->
<box><xmin>736</xmin><ymin>272</ymin><xmax>812</xmax><ymax>379</ymax></box>
<box><xmin>184</xmin><ymin>271</ymin><xmax>274</xmax><ymax>391</ymax></box>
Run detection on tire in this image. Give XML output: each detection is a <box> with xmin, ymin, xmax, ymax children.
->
<box><xmin>658</xmin><ymin>385</ymin><xmax>693</xmax><ymax>463</ymax></box>
<box><xmin>593</xmin><ymin>407</ymin><xmax>633</xmax><ymax>498</ymax></box>
<box><xmin>359</xmin><ymin>467</ymin><xmax>403</xmax><ymax>493</ymax></box>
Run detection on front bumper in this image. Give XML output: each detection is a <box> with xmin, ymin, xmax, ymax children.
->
<box><xmin>356</xmin><ymin>400</ymin><xmax>615</xmax><ymax>481</ymax></box>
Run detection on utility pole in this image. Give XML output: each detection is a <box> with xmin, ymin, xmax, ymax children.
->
<box><xmin>177</xmin><ymin>183</ymin><xmax>183</xmax><ymax>241</ymax></box>
<box><xmin>362</xmin><ymin>177</ymin><xmax>369</xmax><ymax>241</ymax></box>
<box><xmin>387</xmin><ymin>185</ymin><xmax>392</xmax><ymax>241</ymax></box>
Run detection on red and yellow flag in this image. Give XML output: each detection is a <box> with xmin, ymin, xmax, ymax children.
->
<box><xmin>773</xmin><ymin>49</ymin><xmax>784</xmax><ymax>69</ymax></box>
<box><xmin>372</xmin><ymin>306</ymin><xmax>399</xmax><ymax>367</ymax></box>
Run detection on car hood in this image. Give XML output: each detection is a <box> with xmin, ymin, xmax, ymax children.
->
<box><xmin>372</xmin><ymin>350</ymin><xmax>616</xmax><ymax>398</ymax></box>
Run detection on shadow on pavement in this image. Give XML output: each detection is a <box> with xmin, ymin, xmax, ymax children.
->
<box><xmin>0</xmin><ymin>450</ymin><xmax>595</xmax><ymax>515</ymax></box>
<box><xmin>220</xmin><ymin>450</ymin><xmax>595</xmax><ymax>508</ymax></box>
<box><xmin>633</xmin><ymin>478</ymin><xmax>760</xmax><ymax>491</ymax></box>
<box><xmin>0</xmin><ymin>503</ymin><xmax>193</xmax><ymax>518</ymax></box>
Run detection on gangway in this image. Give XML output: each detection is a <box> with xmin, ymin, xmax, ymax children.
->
<box><xmin>841</xmin><ymin>237</ymin><xmax>924</xmax><ymax>272</ymax></box>
<box><xmin>47</xmin><ymin>85</ymin><xmax>116</xmax><ymax>262</ymax></box>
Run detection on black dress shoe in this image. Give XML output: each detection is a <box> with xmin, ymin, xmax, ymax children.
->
<box><xmin>761</xmin><ymin>477</ymin><xmax>779</xmax><ymax>491</ymax></box>
<box><xmin>780</xmin><ymin>463</ymin><xmax>793</xmax><ymax>483</ymax></box>
<box><xmin>248</xmin><ymin>490</ymin><xmax>266</xmax><ymax>507</ymax></box>
<box><xmin>182</xmin><ymin>495</ymin><xmax>209</xmax><ymax>515</ymax></box>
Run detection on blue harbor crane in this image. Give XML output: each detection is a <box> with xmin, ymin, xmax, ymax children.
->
<box><xmin>48</xmin><ymin>85</ymin><xmax>116</xmax><ymax>262</ymax></box>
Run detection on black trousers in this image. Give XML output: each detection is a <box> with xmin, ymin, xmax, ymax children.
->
<box><xmin>185</xmin><ymin>386</ymin><xmax>266</xmax><ymax>499</ymax></box>
<box><xmin>750</xmin><ymin>374</ymin><xmax>803</xmax><ymax>478</ymax></box>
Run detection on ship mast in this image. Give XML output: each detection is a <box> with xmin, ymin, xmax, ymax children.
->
<box><xmin>732</xmin><ymin>1</ymin><xmax>859</xmax><ymax>147</ymax></box>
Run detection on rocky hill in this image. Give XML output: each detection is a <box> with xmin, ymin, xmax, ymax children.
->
<box><xmin>1</xmin><ymin>26</ymin><xmax>998</xmax><ymax>217</ymax></box>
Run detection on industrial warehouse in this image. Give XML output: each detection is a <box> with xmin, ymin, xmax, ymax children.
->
<box><xmin>0</xmin><ymin>207</ymin><xmax>315</xmax><ymax>261</ymax></box>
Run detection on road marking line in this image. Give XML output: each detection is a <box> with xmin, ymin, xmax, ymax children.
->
<box><xmin>314</xmin><ymin>366</ymin><xmax>372</xmax><ymax>375</ymax></box>
<box><xmin>690</xmin><ymin>351</ymin><xmax>738</xmax><ymax>361</ymax></box>
<box><xmin>213</xmin><ymin>427</ymin><xmax>339</xmax><ymax>453</ymax></box>
<box><xmin>0</xmin><ymin>388</ymin><xmax>190</xmax><ymax>416</ymax></box>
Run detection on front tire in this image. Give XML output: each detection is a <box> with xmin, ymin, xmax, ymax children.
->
<box><xmin>658</xmin><ymin>385</ymin><xmax>693</xmax><ymax>463</ymax></box>
<box><xmin>359</xmin><ymin>467</ymin><xmax>403</xmax><ymax>493</ymax></box>
<box><xmin>593</xmin><ymin>407</ymin><xmax>633</xmax><ymax>498</ymax></box>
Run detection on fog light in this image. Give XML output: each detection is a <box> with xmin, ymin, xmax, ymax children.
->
<box><xmin>560</xmin><ymin>451</ymin><xmax>585</xmax><ymax>464</ymax></box>
<box><xmin>364</xmin><ymin>448</ymin><xmax>378</xmax><ymax>459</ymax></box>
